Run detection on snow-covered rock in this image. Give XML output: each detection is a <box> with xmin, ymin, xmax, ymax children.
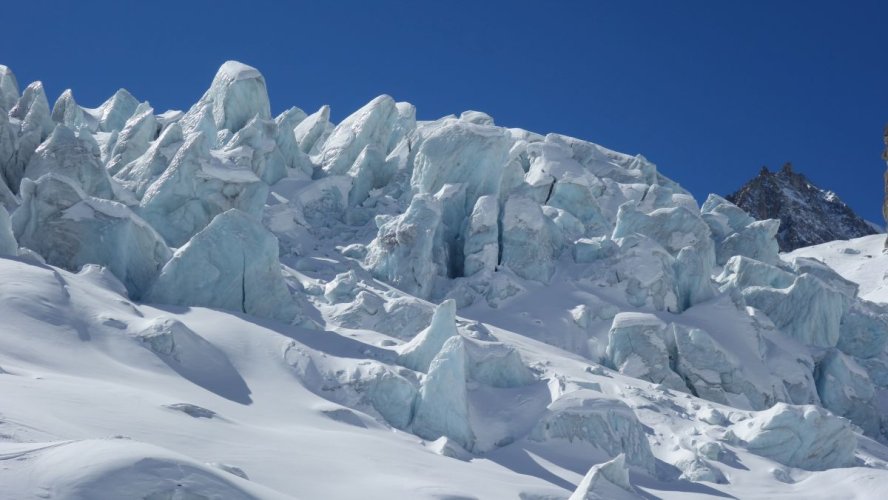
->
<box><xmin>12</xmin><ymin>174</ymin><xmax>171</xmax><ymax>298</ymax></box>
<box><xmin>731</xmin><ymin>403</ymin><xmax>856</xmax><ymax>471</ymax></box>
<box><xmin>146</xmin><ymin>209</ymin><xmax>298</xmax><ymax>322</ymax></box>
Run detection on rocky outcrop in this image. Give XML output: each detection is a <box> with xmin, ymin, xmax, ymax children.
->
<box><xmin>728</xmin><ymin>163</ymin><xmax>876</xmax><ymax>251</ymax></box>
<box><xmin>883</xmin><ymin>124</ymin><xmax>888</xmax><ymax>248</ymax></box>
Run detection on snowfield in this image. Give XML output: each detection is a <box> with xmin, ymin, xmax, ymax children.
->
<box><xmin>784</xmin><ymin>233</ymin><xmax>888</xmax><ymax>304</ymax></box>
<box><xmin>1</xmin><ymin>61</ymin><xmax>888</xmax><ymax>499</ymax></box>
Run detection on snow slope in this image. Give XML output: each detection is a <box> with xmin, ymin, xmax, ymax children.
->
<box><xmin>4</xmin><ymin>255</ymin><xmax>888</xmax><ymax>499</ymax></box>
<box><xmin>784</xmin><ymin>234</ymin><xmax>888</xmax><ymax>304</ymax></box>
<box><xmin>1</xmin><ymin>61</ymin><xmax>888</xmax><ymax>499</ymax></box>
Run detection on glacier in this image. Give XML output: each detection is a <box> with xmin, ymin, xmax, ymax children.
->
<box><xmin>398</xmin><ymin>299</ymin><xmax>459</xmax><ymax>372</ymax></box>
<box><xmin>605</xmin><ymin>312</ymin><xmax>687</xmax><ymax>391</ymax></box>
<box><xmin>24</xmin><ymin>124</ymin><xmax>114</xmax><ymax>199</ymax></box>
<box><xmin>569</xmin><ymin>454</ymin><xmax>639</xmax><ymax>500</ymax></box>
<box><xmin>731</xmin><ymin>403</ymin><xmax>857</xmax><ymax>471</ymax></box>
<box><xmin>12</xmin><ymin>173</ymin><xmax>170</xmax><ymax>298</ymax></box>
<box><xmin>146</xmin><ymin>208</ymin><xmax>299</xmax><ymax>323</ymax></box>
<box><xmin>411</xmin><ymin>335</ymin><xmax>475</xmax><ymax>450</ymax></box>
<box><xmin>1</xmin><ymin>60</ymin><xmax>888</xmax><ymax>499</ymax></box>
<box><xmin>139</xmin><ymin>131</ymin><xmax>269</xmax><ymax>247</ymax></box>
<box><xmin>0</xmin><ymin>204</ymin><xmax>15</xmax><ymax>255</ymax></box>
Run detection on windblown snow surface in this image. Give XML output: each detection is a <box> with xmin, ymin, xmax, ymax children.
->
<box><xmin>1</xmin><ymin>61</ymin><xmax>888</xmax><ymax>499</ymax></box>
<box><xmin>785</xmin><ymin>234</ymin><xmax>888</xmax><ymax>304</ymax></box>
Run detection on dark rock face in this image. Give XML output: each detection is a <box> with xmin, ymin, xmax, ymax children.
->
<box><xmin>883</xmin><ymin>125</ymin><xmax>888</xmax><ymax>248</ymax></box>
<box><xmin>727</xmin><ymin>163</ymin><xmax>876</xmax><ymax>252</ymax></box>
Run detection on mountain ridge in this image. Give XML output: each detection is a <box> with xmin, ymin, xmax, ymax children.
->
<box><xmin>727</xmin><ymin>162</ymin><xmax>877</xmax><ymax>251</ymax></box>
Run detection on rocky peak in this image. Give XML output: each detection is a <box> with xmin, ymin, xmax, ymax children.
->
<box><xmin>883</xmin><ymin>124</ymin><xmax>888</xmax><ymax>247</ymax></box>
<box><xmin>727</xmin><ymin>163</ymin><xmax>876</xmax><ymax>252</ymax></box>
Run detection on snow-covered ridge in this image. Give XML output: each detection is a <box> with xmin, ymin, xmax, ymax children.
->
<box><xmin>1</xmin><ymin>61</ymin><xmax>888</xmax><ymax>499</ymax></box>
<box><xmin>784</xmin><ymin>233</ymin><xmax>888</xmax><ymax>304</ymax></box>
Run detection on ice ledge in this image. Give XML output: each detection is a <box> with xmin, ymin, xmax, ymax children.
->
<box><xmin>217</xmin><ymin>60</ymin><xmax>263</xmax><ymax>82</ymax></box>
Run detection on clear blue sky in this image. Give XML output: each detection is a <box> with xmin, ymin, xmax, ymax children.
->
<box><xmin>4</xmin><ymin>1</ymin><xmax>887</xmax><ymax>221</ymax></box>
